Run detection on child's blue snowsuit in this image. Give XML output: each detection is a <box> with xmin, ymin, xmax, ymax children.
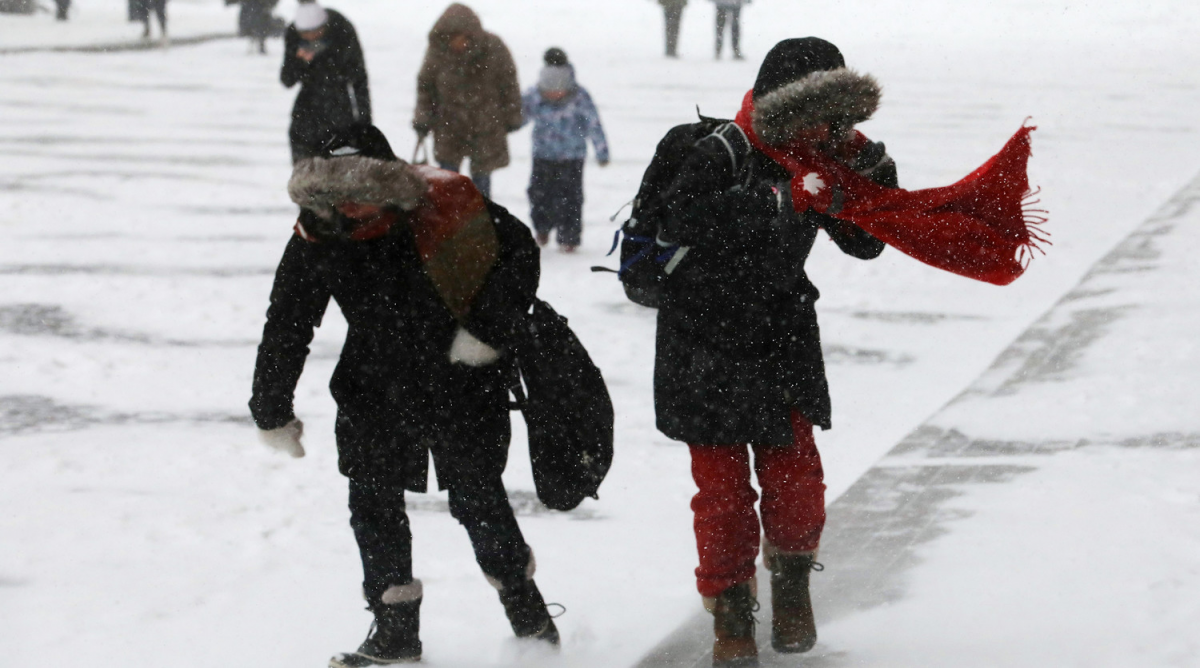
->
<box><xmin>521</xmin><ymin>81</ymin><xmax>609</xmax><ymax>247</ymax></box>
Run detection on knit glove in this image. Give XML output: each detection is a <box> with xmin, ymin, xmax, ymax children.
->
<box><xmin>258</xmin><ymin>418</ymin><xmax>305</xmax><ymax>458</ymax></box>
<box><xmin>448</xmin><ymin>327</ymin><xmax>500</xmax><ymax>366</ymax></box>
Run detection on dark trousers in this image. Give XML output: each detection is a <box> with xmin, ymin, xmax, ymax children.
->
<box><xmin>663</xmin><ymin>4</ymin><xmax>684</xmax><ymax>56</ymax></box>
<box><xmin>349</xmin><ymin>474</ymin><xmax>530</xmax><ymax>607</ymax></box>
<box><xmin>528</xmin><ymin>158</ymin><xmax>584</xmax><ymax>247</ymax></box>
<box><xmin>439</xmin><ymin>160</ymin><xmax>492</xmax><ymax>199</ymax></box>
<box><xmin>716</xmin><ymin>7</ymin><xmax>741</xmax><ymax>57</ymax></box>
<box><xmin>55</xmin><ymin>0</ymin><xmax>69</xmax><ymax>20</ymax></box>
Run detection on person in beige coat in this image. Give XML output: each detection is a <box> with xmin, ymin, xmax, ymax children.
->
<box><xmin>413</xmin><ymin>3</ymin><xmax>521</xmax><ymax>198</ymax></box>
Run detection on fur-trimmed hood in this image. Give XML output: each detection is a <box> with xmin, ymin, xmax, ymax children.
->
<box><xmin>288</xmin><ymin>156</ymin><xmax>429</xmax><ymax>216</ymax></box>
<box><xmin>751</xmin><ymin>68</ymin><xmax>881</xmax><ymax>147</ymax></box>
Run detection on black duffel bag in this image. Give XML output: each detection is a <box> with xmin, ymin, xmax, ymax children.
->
<box><xmin>510</xmin><ymin>299</ymin><xmax>613</xmax><ymax>511</ymax></box>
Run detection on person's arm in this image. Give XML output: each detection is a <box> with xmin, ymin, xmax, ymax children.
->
<box><xmin>249</xmin><ymin>235</ymin><xmax>331</xmax><ymax>430</ymax></box>
<box><xmin>491</xmin><ymin>37</ymin><xmax>524</xmax><ymax>132</ymax></box>
<box><xmin>344</xmin><ymin>25</ymin><xmax>371</xmax><ymax>124</ymax></box>
<box><xmin>461</xmin><ymin>202</ymin><xmax>541</xmax><ymax>350</ymax></box>
<box><xmin>819</xmin><ymin>139</ymin><xmax>897</xmax><ymax>259</ymax></box>
<box><xmin>580</xmin><ymin>89</ymin><xmax>610</xmax><ymax>164</ymax></box>
<box><xmin>413</xmin><ymin>54</ymin><xmax>437</xmax><ymax>134</ymax></box>
<box><xmin>280</xmin><ymin>27</ymin><xmax>307</xmax><ymax>88</ymax></box>
<box><xmin>520</xmin><ymin>89</ymin><xmax>537</xmax><ymax>130</ymax></box>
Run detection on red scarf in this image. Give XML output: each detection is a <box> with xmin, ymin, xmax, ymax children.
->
<box><xmin>734</xmin><ymin>90</ymin><xmax>1047</xmax><ymax>286</ymax></box>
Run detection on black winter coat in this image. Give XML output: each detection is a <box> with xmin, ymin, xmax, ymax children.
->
<box><xmin>655</xmin><ymin>135</ymin><xmax>896</xmax><ymax>445</ymax></box>
<box><xmin>281</xmin><ymin>10</ymin><xmax>371</xmax><ymax>162</ymax></box>
<box><xmin>250</xmin><ymin>202</ymin><xmax>539</xmax><ymax>491</ymax></box>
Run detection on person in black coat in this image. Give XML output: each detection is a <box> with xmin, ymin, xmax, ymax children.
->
<box><xmin>281</xmin><ymin>2</ymin><xmax>371</xmax><ymax>163</ymax></box>
<box><xmin>654</xmin><ymin>38</ymin><xmax>895</xmax><ymax>666</ymax></box>
<box><xmin>249</xmin><ymin>125</ymin><xmax>560</xmax><ymax>666</ymax></box>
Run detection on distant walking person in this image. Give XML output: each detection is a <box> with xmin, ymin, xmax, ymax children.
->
<box><xmin>54</xmin><ymin>0</ymin><xmax>69</xmax><ymax>21</ymax></box>
<box><xmin>238</xmin><ymin>0</ymin><xmax>278</xmax><ymax>54</ymax></box>
<box><xmin>657</xmin><ymin>0</ymin><xmax>687</xmax><ymax>57</ymax></box>
<box><xmin>281</xmin><ymin>1</ymin><xmax>371</xmax><ymax>163</ymax></box>
<box><xmin>128</xmin><ymin>0</ymin><xmax>167</xmax><ymax>44</ymax></box>
<box><xmin>414</xmin><ymin>3</ymin><xmax>521</xmax><ymax>199</ymax></box>
<box><xmin>711</xmin><ymin>0</ymin><xmax>747</xmax><ymax>59</ymax></box>
<box><xmin>520</xmin><ymin>48</ymin><xmax>609</xmax><ymax>252</ymax></box>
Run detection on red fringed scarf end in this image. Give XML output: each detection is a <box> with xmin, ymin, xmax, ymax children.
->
<box><xmin>734</xmin><ymin>91</ymin><xmax>1048</xmax><ymax>286</ymax></box>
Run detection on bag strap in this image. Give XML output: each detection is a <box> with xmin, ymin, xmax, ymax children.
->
<box><xmin>705</xmin><ymin>122</ymin><xmax>752</xmax><ymax>174</ymax></box>
<box><xmin>412</xmin><ymin>135</ymin><xmax>430</xmax><ymax>165</ymax></box>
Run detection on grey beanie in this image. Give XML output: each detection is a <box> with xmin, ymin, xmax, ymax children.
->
<box><xmin>538</xmin><ymin>65</ymin><xmax>576</xmax><ymax>93</ymax></box>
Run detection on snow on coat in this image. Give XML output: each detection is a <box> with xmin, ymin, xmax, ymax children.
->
<box><xmin>520</xmin><ymin>83</ymin><xmax>610</xmax><ymax>163</ymax></box>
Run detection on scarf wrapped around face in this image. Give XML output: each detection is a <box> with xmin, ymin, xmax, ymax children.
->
<box><xmin>289</xmin><ymin>156</ymin><xmax>498</xmax><ymax>320</ymax></box>
<box><xmin>735</xmin><ymin>90</ymin><xmax>1046</xmax><ymax>286</ymax></box>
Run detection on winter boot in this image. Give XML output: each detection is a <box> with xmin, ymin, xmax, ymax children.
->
<box><xmin>767</xmin><ymin>550</ymin><xmax>820</xmax><ymax>653</ymax></box>
<box><xmin>491</xmin><ymin>571</ymin><xmax>560</xmax><ymax>645</ymax></box>
<box><xmin>329</xmin><ymin>582</ymin><xmax>423</xmax><ymax>667</ymax></box>
<box><xmin>705</xmin><ymin>580</ymin><xmax>759</xmax><ymax>668</ymax></box>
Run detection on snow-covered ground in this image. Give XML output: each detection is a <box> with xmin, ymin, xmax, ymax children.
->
<box><xmin>1</xmin><ymin>1</ymin><xmax>1199</xmax><ymax>667</ymax></box>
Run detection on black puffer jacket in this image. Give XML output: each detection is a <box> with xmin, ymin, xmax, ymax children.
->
<box><xmin>654</xmin><ymin>134</ymin><xmax>895</xmax><ymax>445</ymax></box>
<box><xmin>250</xmin><ymin>202</ymin><xmax>539</xmax><ymax>491</ymax></box>
<box><xmin>281</xmin><ymin>9</ymin><xmax>371</xmax><ymax>162</ymax></box>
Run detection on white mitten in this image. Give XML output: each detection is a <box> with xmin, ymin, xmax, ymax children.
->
<box><xmin>448</xmin><ymin>327</ymin><xmax>500</xmax><ymax>366</ymax></box>
<box><xmin>258</xmin><ymin>418</ymin><xmax>305</xmax><ymax>458</ymax></box>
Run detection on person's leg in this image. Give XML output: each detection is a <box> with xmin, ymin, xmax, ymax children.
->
<box><xmin>690</xmin><ymin>443</ymin><xmax>760</xmax><ymax>666</ymax></box>
<box><xmin>752</xmin><ymin>409</ymin><xmax>826</xmax><ymax>654</ymax></box>
<box><xmin>664</xmin><ymin>5</ymin><xmax>682</xmax><ymax>57</ymax></box>
<box><xmin>689</xmin><ymin>443</ymin><xmax>760</xmax><ymax>598</ymax></box>
<box><xmin>348</xmin><ymin>478</ymin><xmax>415</xmax><ymax>606</ymax></box>
<box><xmin>338</xmin><ymin>477</ymin><xmax>423</xmax><ymax>665</ymax></box>
<box><xmin>730</xmin><ymin>7</ymin><xmax>742</xmax><ymax>59</ymax></box>
<box><xmin>555</xmin><ymin>160</ymin><xmax>584</xmax><ymax>249</ymax></box>
<box><xmin>446</xmin><ymin>472</ymin><xmax>559</xmax><ymax>642</ymax></box>
<box><xmin>715</xmin><ymin>7</ymin><xmax>727</xmax><ymax>58</ymax></box>
<box><xmin>470</xmin><ymin>170</ymin><xmax>491</xmax><ymax>199</ymax></box>
<box><xmin>752</xmin><ymin>410</ymin><xmax>825</xmax><ymax>556</ymax></box>
<box><xmin>154</xmin><ymin>0</ymin><xmax>166</xmax><ymax>37</ymax></box>
<box><xmin>528</xmin><ymin>159</ymin><xmax>554</xmax><ymax>245</ymax></box>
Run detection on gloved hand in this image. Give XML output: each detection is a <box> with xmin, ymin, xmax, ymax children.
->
<box><xmin>258</xmin><ymin>418</ymin><xmax>305</xmax><ymax>458</ymax></box>
<box><xmin>412</xmin><ymin>122</ymin><xmax>430</xmax><ymax>136</ymax></box>
<box><xmin>448</xmin><ymin>327</ymin><xmax>500</xmax><ymax>366</ymax></box>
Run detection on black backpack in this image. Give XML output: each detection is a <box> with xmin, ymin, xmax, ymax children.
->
<box><xmin>593</xmin><ymin>115</ymin><xmax>752</xmax><ymax>308</ymax></box>
<box><xmin>510</xmin><ymin>299</ymin><xmax>614</xmax><ymax>511</ymax></box>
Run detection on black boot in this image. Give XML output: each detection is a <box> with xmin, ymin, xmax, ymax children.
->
<box><xmin>710</xmin><ymin>581</ymin><xmax>759</xmax><ymax>667</ymax></box>
<box><xmin>329</xmin><ymin>600</ymin><xmax>422</xmax><ymax>667</ymax></box>
<box><xmin>497</xmin><ymin>577</ymin><xmax>560</xmax><ymax>645</ymax></box>
<box><xmin>768</xmin><ymin>552</ymin><xmax>820</xmax><ymax>653</ymax></box>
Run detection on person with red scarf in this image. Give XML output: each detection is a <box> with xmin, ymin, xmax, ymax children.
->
<box><xmin>655</xmin><ymin>37</ymin><xmax>896</xmax><ymax>666</ymax></box>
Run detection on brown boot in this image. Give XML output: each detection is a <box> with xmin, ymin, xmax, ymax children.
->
<box><xmin>767</xmin><ymin>551</ymin><xmax>820</xmax><ymax>653</ymax></box>
<box><xmin>705</xmin><ymin>581</ymin><xmax>759</xmax><ymax>667</ymax></box>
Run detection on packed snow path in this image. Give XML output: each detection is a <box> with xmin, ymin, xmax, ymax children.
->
<box><xmin>2</xmin><ymin>1</ymin><xmax>1200</xmax><ymax>667</ymax></box>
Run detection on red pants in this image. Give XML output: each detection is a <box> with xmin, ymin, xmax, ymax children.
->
<box><xmin>689</xmin><ymin>411</ymin><xmax>826</xmax><ymax>598</ymax></box>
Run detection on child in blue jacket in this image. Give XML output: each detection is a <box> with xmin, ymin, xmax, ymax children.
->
<box><xmin>521</xmin><ymin>47</ymin><xmax>609</xmax><ymax>252</ymax></box>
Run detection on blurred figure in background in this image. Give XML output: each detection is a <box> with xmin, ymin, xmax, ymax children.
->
<box><xmin>520</xmin><ymin>47</ymin><xmax>609</xmax><ymax>252</ymax></box>
<box><xmin>657</xmin><ymin>0</ymin><xmax>687</xmax><ymax>57</ymax></box>
<box><xmin>711</xmin><ymin>0</ymin><xmax>748</xmax><ymax>59</ymax></box>
<box><xmin>281</xmin><ymin>1</ymin><xmax>371</xmax><ymax>163</ymax></box>
<box><xmin>236</xmin><ymin>0</ymin><xmax>278</xmax><ymax>54</ymax></box>
<box><xmin>55</xmin><ymin>0</ymin><xmax>69</xmax><ymax>21</ymax></box>
<box><xmin>414</xmin><ymin>3</ymin><xmax>521</xmax><ymax>199</ymax></box>
<box><xmin>128</xmin><ymin>0</ymin><xmax>167</xmax><ymax>44</ymax></box>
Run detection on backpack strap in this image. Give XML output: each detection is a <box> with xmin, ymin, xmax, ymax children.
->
<box><xmin>704</xmin><ymin>122</ymin><xmax>753</xmax><ymax>174</ymax></box>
